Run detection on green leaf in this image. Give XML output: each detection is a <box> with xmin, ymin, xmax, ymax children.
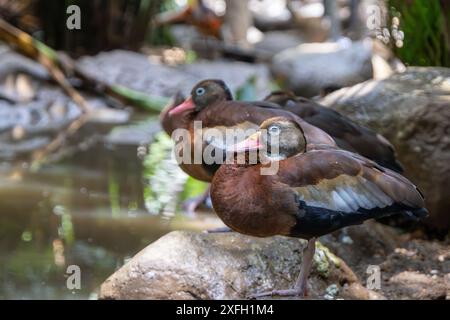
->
<box><xmin>235</xmin><ymin>75</ymin><xmax>257</xmax><ymax>101</ymax></box>
<box><xmin>110</xmin><ymin>85</ymin><xmax>170</xmax><ymax>112</ymax></box>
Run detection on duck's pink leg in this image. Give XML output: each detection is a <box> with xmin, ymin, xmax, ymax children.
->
<box><xmin>182</xmin><ymin>185</ymin><xmax>211</xmax><ymax>216</ymax></box>
<box><xmin>249</xmin><ymin>238</ymin><xmax>316</xmax><ymax>299</ymax></box>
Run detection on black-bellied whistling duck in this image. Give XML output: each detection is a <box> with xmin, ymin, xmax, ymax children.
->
<box><xmin>210</xmin><ymin>117</ymin><xmax>427</xmax><ymax>298</ymax></box>
<box><xmin>264</xmin><ymin>91</ymin><xmax>403</xmax><ymax>173</ymax></box>
<box><xmin>165</xmin><ymin>79</ymin><xmax>404</xmax><ymax>213</ymax></box>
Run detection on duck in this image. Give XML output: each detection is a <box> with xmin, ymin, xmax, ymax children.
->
<box><xmin>210</xmin><ymin>117</ymin><xmax>428</xmax><ymax>298</ymax></box>
<box><xmin>165</xmin><ymin>79</ymin><xmax>404</xmax><ymax>213</ymax></box>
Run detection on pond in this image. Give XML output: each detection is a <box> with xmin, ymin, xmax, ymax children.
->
<box><xmin>0</xmin><ymin>113</ymin><xmax>221</xmax><ymax>299</ymax></box>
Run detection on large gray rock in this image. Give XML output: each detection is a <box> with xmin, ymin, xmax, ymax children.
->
<box><xmin>320</xmin><ymin>67</ymin><xmax>450</xmax><ymax>230</ymax></box>
<box><xmin>254</xmin><ymin>31</ymin><xmax>303</xmax><ymax>57</ymax></box>
<box><xmin>99</xmin><ymin>231</ymin><xmax>374</xmax><ymax>300</ymax></box>
<box><xmin>271</xmin><ymin>40</ymin><xmax>373</xmax><ymax>97</ymax></box>
<box><xmin>0</xmin><ymin>49</ymin><xmax>130</xmax><ymax>159</ymax></box>
<box><xmin>77</xmin><ymin>50</ymin><xmax>271</xmax><ymax>99</ymax></box>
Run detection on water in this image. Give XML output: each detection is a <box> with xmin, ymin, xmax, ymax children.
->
<box><xmin>0</xmin><ymin>117</ymin><xmax>219</xmax><ymax>299</ymax></box>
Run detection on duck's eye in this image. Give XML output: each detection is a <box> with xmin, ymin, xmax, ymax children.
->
<box><xmin>268</xmin><ymin>126</ymin><xmax>280</xmax><ymax>135</ymax></box>
<box><xmin>195</xmin><ymin>87</ymin><xmax>206</xmax><ymax>96</ymax></box>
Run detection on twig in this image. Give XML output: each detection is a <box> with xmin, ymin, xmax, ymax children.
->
<box><xmin>0</xmin><ymin>18</ymin><xmax>91</xmax><ymax>168</ymax></box>
<box><xmin>30</xmin><ymin>113</ymin><xmax>90</xmax><ymax>170</ymax></box>
<box><xmin>0</xmin><ymin>18</ymin><xmax>170</xmax><ymax>167</ymax></box>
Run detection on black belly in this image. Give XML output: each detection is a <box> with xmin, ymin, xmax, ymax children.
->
<box><xmin>290</xmin><ymin>200</ymin><xmax>427</xmax><ymax>239</ymax></box>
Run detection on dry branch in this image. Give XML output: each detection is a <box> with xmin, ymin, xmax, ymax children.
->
<box><xmin>0</xmin><ymin>18</ymin><xmax>91</xmax><ymax>168</ymax></box>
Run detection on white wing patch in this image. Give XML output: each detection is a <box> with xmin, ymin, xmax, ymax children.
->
<box><xmin>295</xmin><ymin>175</ymin><xmax>394</xmax><ymax>213</ymax></box>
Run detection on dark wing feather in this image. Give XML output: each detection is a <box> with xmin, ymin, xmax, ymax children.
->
<box><xmin>283</xmin><ymin>148</ymin><xmax>424</xmax><ymax>210</ymax></box>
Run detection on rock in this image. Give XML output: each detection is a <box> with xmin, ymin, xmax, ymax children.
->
<box><xmin>0</xmin><ymin>48</ymin><xmax>49</xmax><ymax>81</ymax></box>
<box><xmin>77</xmin><ymin>50</ymin><xmax>272</xmax><ymax>98</ymax></box>
<box><xmin>271</xmin><ymin>40</ymin><xmax>373</xmax><ymax>97</ymax></box>
<box><xmin>250</xmin><ymin>0</ymin><xmax>292</xmax><ymax>30</ymax></box>
<box><xmin>388</xmin><ymin>272</ymin><xmax>448</xmax><ymax>300</ymax></box>
<box><xmin>254</xmin><ymin>31</ymin><xmax>303</xmax><ymax>57</ymax></box>
<box><xmin>100</xmin><ymin>231</ymin><xmax>371</xmax><ymax>300</ymax></box>
<box><xmin>0</xmin><ymin>50</ymin><xmax>130</xmax><ymax>159</ymax></box>
<box><xmin>104</xmin><ymin>118</ymin><xmax>160</xmax><ymax>148</ymax></box>
<box><xmin>320</xmin><ymin>67</ymin><xmax>450</xmax><ymax>231</ymax></box>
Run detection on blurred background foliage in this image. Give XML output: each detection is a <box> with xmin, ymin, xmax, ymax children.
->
<box><xmin>0</xmin><ymin>0</ymin><xmax>174</xmax><ymax>56</ymax></box>
<box><xmin>389</xmin><ymin>0</ymin><xmax>450</xmax><ymax>67</ymax></box>
<box><xmin>2</xmin><ymin>0</ymin><xmax>449</xmax><ymax>65</ymax></box>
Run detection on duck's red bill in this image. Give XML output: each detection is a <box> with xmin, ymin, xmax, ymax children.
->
<box><xmin>231</xmin><ymin>132</ymin><xmax>263</xmax><ymax>153</ymax></box>
<box><xmin>169</xmin><ymin>96</ymin><xmax>195</xmax><ymax>116</ymax></box>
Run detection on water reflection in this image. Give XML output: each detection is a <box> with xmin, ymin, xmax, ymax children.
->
<box><xmin>0</xmin><ymin>118</ymin><xmax>218</xmax><ymax>299</ymax></box>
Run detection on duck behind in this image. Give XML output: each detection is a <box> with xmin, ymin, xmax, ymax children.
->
<box><xmin>265</xmin><ymin>91</ymin><xmax>404</xmax><ymax>173</ymax></box>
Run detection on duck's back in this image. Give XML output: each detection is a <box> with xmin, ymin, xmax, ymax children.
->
<box><xmin>280</xmin><ymin>98</ymin><xmax>404</xmax><ymax>173</ymax></box>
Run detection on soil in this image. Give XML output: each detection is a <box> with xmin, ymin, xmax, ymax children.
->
<box><xmin>321</xmin><ymin>221</ymin><xmax>449</xmax><ymax>299</ymax></box>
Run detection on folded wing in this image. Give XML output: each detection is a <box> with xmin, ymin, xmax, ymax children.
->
<box><xmin>279</xmin><ymin>148</ymin><xmax>427</xmax><ymax>237</ymax></box>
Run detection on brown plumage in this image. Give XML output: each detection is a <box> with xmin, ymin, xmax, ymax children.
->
<box><xmin>210</xmin><ymin>117</ymin><xmax>427</xmax><ymax>297</ymax></box>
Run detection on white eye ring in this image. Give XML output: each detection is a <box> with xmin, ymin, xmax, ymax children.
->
<box><xmin>196</xmin><ymin>87</ymin><xmax>206</xmax><ymax>96</ymax></box>
<box><xmin>268</xmin><ymin>126</ymin><xmax>280</xmax><ymax>135</ymax></box>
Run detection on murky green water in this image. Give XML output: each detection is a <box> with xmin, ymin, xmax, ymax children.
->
<box><xmin>0</xmin><ymin>117</ymin><xmax>218</xmax><ymax>299</ymax></box>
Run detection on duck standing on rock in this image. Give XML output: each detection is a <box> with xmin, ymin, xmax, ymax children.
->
<box><xmin>162</xmin><ymin>79</ymin><xmax>404</xmax><ymax>214</ymax></box>
<box><xmin>210</xmin><ymin>117</ymin><xmax>428</xmax><ymax>298</ymax></box>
